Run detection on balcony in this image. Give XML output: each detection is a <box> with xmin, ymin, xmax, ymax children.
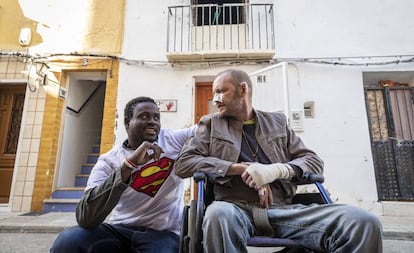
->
<box><xmin>166</xmin><ymin>3</ymin><xmax>275</xmax><ymax>62</ymax></box>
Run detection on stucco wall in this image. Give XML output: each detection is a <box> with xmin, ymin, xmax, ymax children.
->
<box><xmin>116</xmin><ymin>64</ymin><xmax>264</xmax><ymax>142</ymax></box>
<box><xmin>275</xmin><ymin>0</ymin><xmax>414</xmax><ymax>58</ymax></box>
<box><xmin>123</xmin><ymin>0</ymin><xmax>414</xmax><ymax>60</ymax></box>
<box><xmin>290</xmin><ymin>63</ymin><xmax>379</xmax><ymax>210</ymax></box>
<box><xmin>116</xmin><ymin>61</ymin><xmax>384</xmax><ymax>211</ymax></box>
<box><xmin>119</xmin><ymin>0</ymin><xmax>414</xmax><ymax>213</ymax></box>
<box><xmin>0</xmin><ymin>0</ymin><xmax>125</xmax><ymax>54</ymax></box>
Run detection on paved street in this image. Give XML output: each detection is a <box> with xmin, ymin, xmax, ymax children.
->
<box><xmin>0</xmin><ymin>233</ymin><xmax>413</xmax><ymax>253</ymax></box>
<box><xmin>0</xmin><ymin>212</ymin><xmax>413</xmax><ymax>253</ymax></box>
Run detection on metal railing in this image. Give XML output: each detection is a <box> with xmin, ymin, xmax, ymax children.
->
<box><xmin>167</xmin><ymin>3</ymin><xmax>275</xmax><ymax>53</ymax></box>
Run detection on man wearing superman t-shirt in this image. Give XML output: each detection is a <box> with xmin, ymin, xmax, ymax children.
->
<box><xmin>51</xmin><ymin>96</ymin><xmax>196</xmax><ymax>253</ymax></box>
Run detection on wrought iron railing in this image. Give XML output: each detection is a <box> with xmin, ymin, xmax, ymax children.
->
<box><xmin>167</xmin><ymin>3</ymin><xmax>275</xmax><ymax>53</ymax></box>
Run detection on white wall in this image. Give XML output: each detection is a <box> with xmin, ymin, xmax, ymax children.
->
<box><xmin>123</xmin><ymin>0</ymin><xmax>185</xmax><ymax>60</ymax></box>
<box><xmin>120</xmin><ymin>0</ymin><xmax>414</xmax><ymax>213</ymax></box>
<box><xmin>124</xmin><ymin>0</ymin><xmax>414</xmax><ymax>59</ymax></box>
<box><xmin>275</xmin><ymin>0</ymin><xmax>414</xmax><ymax>58</ymax></box>
<box><xmin>290</xmin><ymin>63</ymin><xmax>379</xmax><ymax>210</ymax></box>
<box><xmin>116</xmin><ymin>60</ymin><xmax>395</xmax><ymax>211</ymax></box>
<box><xmin>115</xmin><ymin>64</ymin><xmax>264</xmax><ymax>144</ymax></box>
<box><xmin>116</xmin><ymin>65</ymin><xmax>193</xmax><ymax>143</ymax></box>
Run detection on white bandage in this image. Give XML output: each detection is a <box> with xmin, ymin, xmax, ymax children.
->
<box><xmin>213</xmin><ymin>92</ymin><xmax>223</xmax><ymax>103</ymax></box>
<box><xmin>245</xmin><ymin>163</ymin><xmax>291</xmax><ymax>187</ymax></box>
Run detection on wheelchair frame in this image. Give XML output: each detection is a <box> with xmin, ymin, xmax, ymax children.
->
<box><xmin>179</xmin><ymin>172</ymin><xmax>332</xmax><ymax>253</ymax></box>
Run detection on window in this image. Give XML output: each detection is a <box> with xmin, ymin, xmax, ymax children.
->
<box><xmin>192</xmin><ymin>0</ymin><xmax>246</xmax><ymax>26</ymax></box>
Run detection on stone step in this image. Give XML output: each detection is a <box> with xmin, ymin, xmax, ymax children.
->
<box><xmin>41</xmin><ymin>142</ymin><xmax>98</xmax><ymax>213</ymax></box>
<box><xmin>382</xmin><ymin>201</ymin><xmax>414</xmax><ymax>217</ymax></box>
<box><xmin>91</xmin><ymin>144</ymin><xmax>100</xmax><ymax>154</ymax></box>
<box><xmin>80</xmin><ymin>164</ymin><xmax>95</xmax><ymax>174</ymax></box>
<box><xmin>51</xmin><ymin>187</ymin><xmax>85</xmax><ymax>199</ymax></box>
<box><xmin>74</xmin><ymin>174</ymin><xmax>89</xmax><ymax>187</ymax></box>
<box><xmin>43</xmin><ymin>199</ymin><xmax>80</xmax><ymax>212</ymax></box>
<box><xmin>86</xmin><ymin>154</ymin><xmax>99</xmax><ymax>164</ymax></box>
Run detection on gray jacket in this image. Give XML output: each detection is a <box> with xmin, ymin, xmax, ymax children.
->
<box><xmin>175</xmin><ymin>110</ymin><xmax>324</xmax><ymax>205</ymax></box>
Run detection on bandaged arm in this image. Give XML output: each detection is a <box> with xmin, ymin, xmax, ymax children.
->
<box><xmin>245</xmin><ymin>163</ymin><xmax>293</xmax><ymax>187</ymax></box>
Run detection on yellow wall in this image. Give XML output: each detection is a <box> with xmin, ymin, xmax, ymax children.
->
<box><xmin>0</xmin><ymin>0</ymin><xmax>34</xmax><ymax>49</ymax></box>
<box><xmin>0</xmin><ymin>0</ymin><xmax>124</xmax><ymax>211</ymax></box>
<box><xmin>0</xmin><ymin>0</ymin><xmax>125</xmax><ymax>54</ymax></box>
<box><xmin>31</xmin><ymin>57</ymin><xmax>119</xmax><ymax>211</ymax></box>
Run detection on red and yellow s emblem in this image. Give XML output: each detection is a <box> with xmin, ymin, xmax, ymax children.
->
<box><xmin>130</xmin><ymin>157</ymin><xmax>174</xmax><ymax>197</ymax></box>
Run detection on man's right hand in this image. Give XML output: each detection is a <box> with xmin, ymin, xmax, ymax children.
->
<box><xmin>121</xmin><ymin>141</ymin><xmax>164</xmax><ymax>183</ymax></box>
<box><xmin>129</xmin><ymin>141</ymin><xmax>164</xmax><ymax>165</ymax></box>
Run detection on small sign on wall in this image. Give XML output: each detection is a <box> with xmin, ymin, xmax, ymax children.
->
<box><xmin>290</xmin><ymin>111</ymin><xmax>304</xmax><ymax>132</ymax></box>
<box><xmin>155</xmin><ymin>99</ymin><xmax>177</xmax><ymax>112</ymax></box>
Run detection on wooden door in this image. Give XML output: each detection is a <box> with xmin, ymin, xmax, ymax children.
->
<box><xmin>194</xmin><ymin>82</ymin><xmax>217</xmax><ymax>123</ymax></box>
<box><xmin>0</xmin><ymin>85</ymin><xmax>25</xmax><ymax>203</ymax></box>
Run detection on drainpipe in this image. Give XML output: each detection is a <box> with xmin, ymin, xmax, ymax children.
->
<box><xmin>249</xmin><ymin>62</ymin><xmax>290</xmax><ymax>118</ymax></box>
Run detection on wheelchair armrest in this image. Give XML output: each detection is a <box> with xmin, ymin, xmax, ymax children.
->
<box><xmin>307</xmin><ymin>173</ymin><xmax>324</xmax><ymax>183</ymax></box>
<box><xmin>193</xmin><ymin>172</ymin><xmax>206</xmax><ymax>183</ymax></box>
<box><xmin>193</xmin><ymin>172</ymin><xmax>325</xmax><ymax>187</ymax></box>
<box><xmin>296</xmin><ymin>174</ymin><xmax>332</xmax><ymax>204</ymax></box>
<box><xmin>192</xmin><ymin>171</ymin><xmax>332</xmax><ymax>204</ymax></box>
<box><xmin>297</xmin><ymin>173</ymin><xmax>324</xmax><ymax>185</ymax></box>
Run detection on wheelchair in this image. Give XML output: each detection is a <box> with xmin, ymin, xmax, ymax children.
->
<box><xmin>179</xmin><ymin>172</ymin><xmax>332</xmax><ymax>253</ymax></box>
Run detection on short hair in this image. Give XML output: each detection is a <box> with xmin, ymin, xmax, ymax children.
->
<box><xmin>216</xmin><ymin>69</ymin><xmax>252</xmax><ymax>90</ymax></box>
<box><xmin>124</xmin><ymin>96</ymin><xmax>157</xmax><ymax>124</ymax></box>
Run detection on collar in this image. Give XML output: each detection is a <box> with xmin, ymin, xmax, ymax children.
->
<box><xmin>243</xmin><ymin>118</ymin><xmax>256</xmax><ymax>125</ymax></box>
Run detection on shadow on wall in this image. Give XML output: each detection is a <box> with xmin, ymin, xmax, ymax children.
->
<box><xmin>0</xmin><ymin>1</ymin><xmax>43</xmax><ymax>48</ymax></box>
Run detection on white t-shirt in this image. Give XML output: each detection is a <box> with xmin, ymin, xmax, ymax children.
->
<box><xmin>86</xmin><ymin>127</ymin><xmax>195</xmax><ymax>235</ymax></box>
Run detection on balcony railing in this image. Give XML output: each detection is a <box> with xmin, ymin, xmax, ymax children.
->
<box><xmin>167</xmin><ymin>3</ymin><xmax>275</xmax><ymax>61</ymax></box>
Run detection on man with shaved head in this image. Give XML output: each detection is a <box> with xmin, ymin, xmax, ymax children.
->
<box><xmin>175</xmin><ymin>69</ymin><xmax>383</xmax><ymax>253</ymax></box>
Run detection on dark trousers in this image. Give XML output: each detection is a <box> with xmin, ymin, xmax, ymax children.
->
<box><xmin>50</xmin><ymin>223</ymin><xmax>179</xmax><ymax>253</ymax></box>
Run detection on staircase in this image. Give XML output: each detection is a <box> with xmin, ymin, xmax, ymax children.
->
<box><xmin>43</xmin><ymin>144</ymin><xmax>100</xmax><ymax>212</ymax></box>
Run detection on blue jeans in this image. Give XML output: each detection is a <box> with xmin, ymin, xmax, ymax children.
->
<box><xmin>203</xmin><ymin>201</ymin><xmax>383</xmax><ymax>253</ymax></box>
<box><xmin>50</xmin><ymin>223</ymin><xmax>179</xmax><ymax>253</ymax></box>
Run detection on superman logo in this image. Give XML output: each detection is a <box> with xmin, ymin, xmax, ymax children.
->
<box><xmin>130</xmin><ymin>157</ymin><xmax>175</xmax><ymax>197</ymax></box>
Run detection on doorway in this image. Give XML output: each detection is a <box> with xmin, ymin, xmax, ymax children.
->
<box><xmin>363</xmin><ymin>72</ymin><xmax>414</xmax><ymax>201</ymax></box>
<box><xmin>0</xmin><ymin>84</ymin><xmax>26</xmax><ymax>203</ymax></box>
<box><xmin>56</xmin><ymin>72</ymin><xmax>106</xmax><ymax>188</ymax></box>
<box><xmin>194</xmin><ymin>82</ymin><xmax>218</xmax><ymax>123</ymax></box>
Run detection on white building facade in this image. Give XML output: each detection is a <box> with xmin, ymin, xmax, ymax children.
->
<box><xmin>117</xmin><ymin>0</ymin><xmax>414</xmax><ymax>215</ymax></box>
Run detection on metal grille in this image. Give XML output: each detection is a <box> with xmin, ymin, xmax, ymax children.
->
<box><xmin>372</xmin><ymin>140</ymin><xmax>401</xmax><ymax>200</ymax></box>
<box><xmin>366</xmin><ymin>87</ymin><xmax>414</xmax><ymax>200</ymax></box>
<box><xmin>395</xmin><ymin>140</ymin><xmax>414</xmax><ymax>199</ymax></box>
<box><xmin>5</xmin><ymin>93</ymin><xmax>24</xmax><ymax>154</ymax></box>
